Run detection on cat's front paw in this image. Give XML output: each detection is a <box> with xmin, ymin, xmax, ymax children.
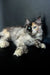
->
<box><xmin>0</xmin><ymin>40</ymin><xmax>9</xmax><ymax>48</ymax></box>
<box><xmin>40</xmin><ymin>43</ymin><xmax>46</xmax><ymax>49</ymax></box>
<box><xmin>13</xmin><ymin>49</ymin><xmax>23</xmax><ymax>57</ymax></box>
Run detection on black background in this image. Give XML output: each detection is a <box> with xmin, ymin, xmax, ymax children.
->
<box><xmin>0</xmin><ymin>0</ymin><xmax>50</xmax><ymax>69</ymax></box>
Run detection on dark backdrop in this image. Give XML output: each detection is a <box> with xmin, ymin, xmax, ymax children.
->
<box><xmin>0</xmin><ymin>0</ymin><xmax>50</xmax><ymax>69</ymax></box>
<box><xmin>0</xmin><ymin>0</ymin><xmax>50</xmax><ymax>37</ymax></box>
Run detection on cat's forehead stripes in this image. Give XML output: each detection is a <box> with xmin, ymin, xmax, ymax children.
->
<box><xmin>32</xmin><ymin>22</ymin><xmax>41</xmax><ymax>26</ymax></box>
<box><xmin>32</xmin><ymin>22</ymin><xmax>37</xmax><ymax>26</ymax></box>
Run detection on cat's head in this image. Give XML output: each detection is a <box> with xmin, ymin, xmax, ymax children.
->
<box><xmin>25</xmin><ymin>16</ymin><xmax>42</xmax><ymax>35</ymax></box>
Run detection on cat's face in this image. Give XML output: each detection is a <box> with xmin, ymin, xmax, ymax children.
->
<box><xmin>25</xmin><ymin>17</ymin><xmax>42</xmax><ymax>35</ymax></box>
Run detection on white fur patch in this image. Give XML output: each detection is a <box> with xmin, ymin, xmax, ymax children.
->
<box><xmin>40</xmin><ymin>43</ymin><xmax>46</xmax><ymax>49</ymax></box>
<box><xmin>13</xmin><ymin>48</ymin><xmax>23</xmax><ymax>57</ymax></box>
<box><xmin>0</xmin><ymin>39</ymin><xmax>9</xmax><ymax>48</ymax></box>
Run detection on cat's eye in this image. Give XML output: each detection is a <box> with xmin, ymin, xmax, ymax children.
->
<box><xmin>33</xmin><ymin>26</ymin><xmax>36</xmax><ymax>29</ymax></box>
<box><xmin>27</xmin><ymin>26</ymin><xmax>32</xmax><ymax>32</ymax></box>
<box><xmin>28</xmin><ymin>27</ymin><xmax>31</xmax><ymax>29</ymax></box>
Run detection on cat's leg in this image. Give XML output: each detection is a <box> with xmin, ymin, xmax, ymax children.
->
<box><xmin>34</xmin><ymin>40</ymin><xmax>46</xmax><ymax>49</ymax></box>
<box><xmin>13</xmin><ymin>42</ymin><xmax>28</xmax><ymax>57</ymax></box>
<box><xmin>13</xmin><ymin>46</ymin><xmax>28</xmax><ymax>57</ymax></box>
<box><xmin>13</xmin><ymin>47</ymin><xmax>24</xmax><ymax>56</ymax></box>
<box><xmin>40</xmin><ymin>43</ymin><xmax>46</xmax><ymax>49</ymax></box>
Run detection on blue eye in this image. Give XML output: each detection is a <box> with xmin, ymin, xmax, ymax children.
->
<box><xmin>33</xmin><ymin>26</ymin><xmax>36</xmax><ymax>29</ymax></box>
<box><xmin>28</xmin><ymin>27</ymin><xmax>31</xmax><ymax>29</ymax></box>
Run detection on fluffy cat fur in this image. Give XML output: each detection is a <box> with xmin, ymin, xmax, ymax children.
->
<box><xmin>0</xmin><ymin>17</ymin><xmax>46</xmax><ymax>56</ymax></box>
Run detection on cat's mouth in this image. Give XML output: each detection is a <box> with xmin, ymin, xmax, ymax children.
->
<box><xmin>32</xmin><ymin>31</ymin><xmax>38</xmax><ymax>36</ymax></box>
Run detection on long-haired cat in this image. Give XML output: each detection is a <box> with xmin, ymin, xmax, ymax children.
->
<box><xmin>25</xmin><ymin>17</ymin><xmax>46</xmax><ymax>48</ymax></box>
<box><xmin>0</xmin><ymin>17</ymin><xmax>46</xmax><ymax>56</ymax></box>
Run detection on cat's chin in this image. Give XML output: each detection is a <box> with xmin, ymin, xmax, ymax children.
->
<box><xmin>31</xmin><ymin>34</ymin><xmax>36</xmax><ymax>36</ymax></box>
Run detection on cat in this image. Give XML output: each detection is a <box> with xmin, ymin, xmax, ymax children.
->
<box><xmin>25</xmin><ymin>17</ymin><xmax>46</xmax><ymax>48</ymax></box>
<box><xmin>0</xmin><ymin>17</ymin><xmax>46</xmax><ymax>56</ymax></box>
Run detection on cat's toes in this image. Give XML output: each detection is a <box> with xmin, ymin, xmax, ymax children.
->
<box><xmin>0</xmin><ymin>40</ymin><xmax>9</xmax><ymax>48</ymax></box>
<box><xmin>13</xmin><ymin>49</ymin><xmax>23</xmax><ymax>57</ymax></box>
<box><xmin>40</xmin><ymin>43</ymin><xmax>46</xmax><ymax>49</ymax></box>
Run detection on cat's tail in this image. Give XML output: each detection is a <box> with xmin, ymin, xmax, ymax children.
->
<box><xmin>0</xmin><ymin>29</ymin><xmax>10</xmax><ymax>40</ymax></box>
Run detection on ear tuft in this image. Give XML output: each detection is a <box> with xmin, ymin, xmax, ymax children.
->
<box><xmin>35</xmin><ymin>16</ymin><xmax>41</xmax><ymax>24</ymax></box>
<box><xmin>25</xmin><ymin>19</ymin><xmax>30</xmax><ymax>25</ymax></box>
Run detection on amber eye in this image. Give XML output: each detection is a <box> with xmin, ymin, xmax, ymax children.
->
<box><xmin>33</xmin><ymin>26</ymin><xmax>36</xmax><ymax>29</ymax></box>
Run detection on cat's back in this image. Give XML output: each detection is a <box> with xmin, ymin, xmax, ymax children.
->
<box><xmin>6</xmin><ymin>26</ymin><xmax>23</xmax><ymax>32</ymax></box>
<box><xmin>2</xmin><ymin>25</ymin><xmax>24</xmax><ymax>33</ymax></box>
<box><xmin>1</xmin><ymin>26</ymin><xmax>25</xmax><ymax>38</ymax></box>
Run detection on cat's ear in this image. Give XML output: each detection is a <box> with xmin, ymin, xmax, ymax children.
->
<box><xmin>35</xmin><ymin>16</ymin><xmax>41</xmax><ymax>24</ymax></box>
<box><xmin>25</xmin><ymin>19</ymin><xmax>30</xmax><ymax>25</ymax></box>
